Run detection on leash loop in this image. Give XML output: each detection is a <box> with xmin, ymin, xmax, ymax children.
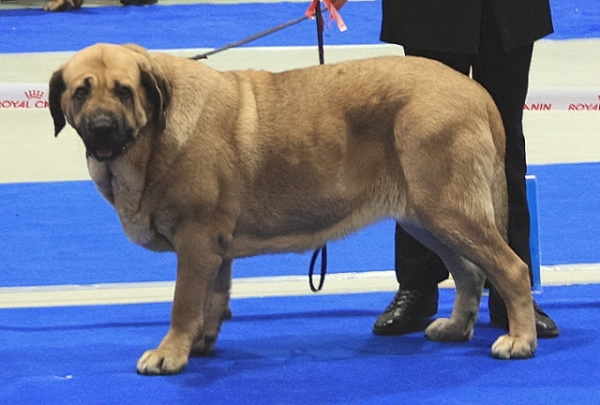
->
<box><xmin>309</xmin><ymin>245</ymin><xmax>328</xmax><ymax>292</ymax></box>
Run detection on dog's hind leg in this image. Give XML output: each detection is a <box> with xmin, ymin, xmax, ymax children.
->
<box><xmin>191</xmin><ymin>258</ymin><xmax>233</xmax><ymax>356</ymax></box>
<box><xmin>426</xmin><ymin>254</ymin><xmax>485</xmax><ymax>342</ymax></box>
<box><xmin>483</xmin><ymin>249</ymin><xmax>537</xmax><ymax>359</ymax></box>
<box><xmin>468</xmin><ymin>240</ymin><xmax>536</xmax><ymax>359</ymax></box>
<box><xmin>398</xmin><ymin>221</ymin><xmax>486</xmax><ymax>342</ymax></box>
<box><xmin>403</xmin><ymin>212</ymin><xmax>536</xmax><ymax>359</ymax></box>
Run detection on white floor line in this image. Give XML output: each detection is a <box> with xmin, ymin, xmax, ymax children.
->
<box><xmin>2</xmin><ymin>265</ymin><xmax>599</xmax><ymax>309</ymax></box>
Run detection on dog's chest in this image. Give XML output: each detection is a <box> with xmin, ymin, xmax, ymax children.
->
<box><xmin>116</xmin><ymin>203</ymin><xmax>155</xmax><ymax>247</ymax></box>
<box><xmin>113</xmin><ymin>183</ymin><xmax>158</xmax><ymax>248</ymax></box>
<box><xmin>88</xmin><ymin>158</ymin><xmax>160</xmax><ymax>248</ymax></box>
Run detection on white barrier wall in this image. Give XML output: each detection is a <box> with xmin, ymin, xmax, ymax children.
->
<box><xmin>2</xmin><ymin>83</ymin><xmax>599</xmax><ymax>111</ymax></box>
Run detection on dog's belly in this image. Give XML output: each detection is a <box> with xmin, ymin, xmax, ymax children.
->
<box><xmin>229</xmin><ymin>234</ymin><xmax>324</xmax><ymax>258</ymax></box>
<box><xmin>228</xmin><ymin>230</ymin><xmax>331</xmax><ymax>258</ymax></box>
<box><xmin>229</xmin><ymin>174</ymin><xmax>406</xmax><ymax>258</ymax></box>
<box><xmin>229</xmin><ymin>206</ymin><xmax>393</xmax><ymax>259</ymax></box>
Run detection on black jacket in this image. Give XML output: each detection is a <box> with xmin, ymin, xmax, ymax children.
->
<box><xmin>380</xmin><ymin>0</ymin><xmax>554</xmax><ymax>54</ymax></box>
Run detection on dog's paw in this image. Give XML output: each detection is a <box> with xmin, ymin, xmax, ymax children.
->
<box><xmin>136</xmin><ymin>348</ymin><xmax>189</xmax><ymax>375</ymax></box>
<box><xmin>43</xmin><ymin>0</ymin><xmax>82</xmax><ymax>11</ymax></box>
<box><xmin>491</xmin><ymin>334</ymin><xmax>536</xmax><ymax>359</ymax></box>
<box><xmin>425</xmin><ymin>318</ymin><xmax>474</xmax><ymax>342</ymax></box>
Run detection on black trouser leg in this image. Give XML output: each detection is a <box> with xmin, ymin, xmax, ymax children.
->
<box><xmin>474</xmin><ymin>3</ymin><xmax>535</xmax><ymax>281</ymax></box>
<box><xmin>472</xmin><ymin>42</ymin><xmax>535</xmax><ymax>279</ymax></box>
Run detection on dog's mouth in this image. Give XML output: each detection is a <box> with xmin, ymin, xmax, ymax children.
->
<box><xmin>86</xmin><ymin>147</ymin><xmax>120</xmax><ymax>162</ymax></box>
<box><xmin>86</xmin><ymin>141</ymin><xmax>132</xmax><ymax>162</ymax></box>
<box><xmin>84</xmin><ymin>137</ymin><xmax>128</xmax><ymax>161</ymax></box>
<box><xmin>80</xmin><ymin>111</ymin><xmax>135</xmax><ymax>161</ymax></box>
<box><xmin>95</xmin><ymin>148</ymin><xmax>115</xmax><ymax>160</ymax></box>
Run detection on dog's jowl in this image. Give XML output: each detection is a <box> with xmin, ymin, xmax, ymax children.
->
<box><xmin>50</xmin><ymin>43</ymin><xmax>537</xmax><ymax>375</ymax></box>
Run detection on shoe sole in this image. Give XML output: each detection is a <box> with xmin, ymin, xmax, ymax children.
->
<box><xmin>490</xmin><ymin>319</ymin><xmax>560</xmax><ymax>339</ymax></box>
<box><xmin>372</xmin><ymin>317</ymin><xmax>434</xmax><ymax>336</ymax></box>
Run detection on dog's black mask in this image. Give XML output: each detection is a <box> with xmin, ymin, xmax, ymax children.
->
<box><xmin>80</xmin><ymin>109</ymin><xmax>135</xmax><ymax>161</ymax></box>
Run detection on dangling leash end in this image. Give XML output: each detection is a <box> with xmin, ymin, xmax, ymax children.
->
<box><xmin>308</xmin><ymin>245</ymin><xmax>328</xmax><ymax>292</ymax></box>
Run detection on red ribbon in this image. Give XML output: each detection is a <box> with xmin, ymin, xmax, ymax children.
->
<box><xmin>305</xmin><ymin>0</ymin><xmax>347</xmax><ymax>32</ymax></box>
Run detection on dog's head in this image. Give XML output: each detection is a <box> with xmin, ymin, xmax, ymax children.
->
<box><xmin>49</xmin><ymin>43</ymin><xmax>171</xmax><ymax>161</ymax></box>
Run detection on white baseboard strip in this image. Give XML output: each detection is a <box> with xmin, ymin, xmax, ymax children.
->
<box><xmin>1</xmin><ymin>264</ymin><xmax>600</xmax><ymax>309</ymax></box>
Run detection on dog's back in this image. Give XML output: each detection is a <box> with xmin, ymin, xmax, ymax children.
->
<box><xmin>170</xmin><ymin>56</ymin><xmax>508</xmax><ymax>256</ymax></box>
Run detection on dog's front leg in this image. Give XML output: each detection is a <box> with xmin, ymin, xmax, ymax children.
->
<box><xmin>191</xmin><ymin>258</ymin><xmax>233</xmax><ymax>356</ymax></box>
<box><xmin>137</xmin><ymin>222</ymin><xmax>225</xmax><ymax>375</ymax></box>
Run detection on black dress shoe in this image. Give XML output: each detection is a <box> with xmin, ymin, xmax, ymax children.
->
<box><xmin>120</xmin><ymin>0</ymin><xmax>157</xmax><ymax>5</ymax></box>
<box><xmin>488</xmin><ymin>289</ymin><xmax>560</xmax><ymax>338</ymax></box>
<box><xmin>373</xmin><ymin>286</ymin><xmax>438</xmax><ymax>336</ymax></box>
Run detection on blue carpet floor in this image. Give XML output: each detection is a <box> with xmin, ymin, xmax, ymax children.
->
<box><xmin>1</xmin><ymin>3</ymin><xmax>599</xmax><ymax>403</ymax></box>
<box><xmin>1</xmin><ymin>1</ymin><xmax>599</xmax><ymax>53</ymax></box>
<box><xmin>1</xmin><ymin>163</ymin><xmax>599</xmax><ymax>287</ymax></box>
<box><xmin>1</xmin><ymin>286</ymin><xmax>599</xmax><ymax>405</ymax></box>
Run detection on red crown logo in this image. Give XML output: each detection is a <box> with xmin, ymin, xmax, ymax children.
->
<box><xmin>25</xmin><ymin>89</ymin><xmax>44</xmax><ymax>99</ymax></box>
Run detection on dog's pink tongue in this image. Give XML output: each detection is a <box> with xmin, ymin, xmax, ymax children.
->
<box><xmin>96</xmin><ymin>149</ymin><xmax>113</xmax><ymax>159</ymax></box>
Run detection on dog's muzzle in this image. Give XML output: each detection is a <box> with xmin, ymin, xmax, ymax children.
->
<box><xmin>81</xmin><ymin>110</ymin><xmax>134</xmax><ymax>161</ymax></box>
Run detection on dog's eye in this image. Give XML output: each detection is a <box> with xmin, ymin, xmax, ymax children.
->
<box><xmin>73</xmin><ymin>86</ymin><xmax>89</xmax><ymax>102</ymax></box>
<box><xmin>115</xmin><ymin>86</ymin><xmax>133</xmax><ymax>103</ymax></box>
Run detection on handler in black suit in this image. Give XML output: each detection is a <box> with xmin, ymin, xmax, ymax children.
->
<box><xmin>370</xmin><ymin>0</ymin><xmax>560</xmax><ymax>337</ymax></box>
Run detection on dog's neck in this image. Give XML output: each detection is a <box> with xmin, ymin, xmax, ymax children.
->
<box><xmin>87</xmin><ymin>127</ymin><xmax>154</xmax><ymax>206</ymax></box>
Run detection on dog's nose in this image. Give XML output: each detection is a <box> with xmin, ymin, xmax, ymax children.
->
<box><xmin>88</xmin><ymin>113</ymin><xmax>118</xmax><ymax>137</ymax></box>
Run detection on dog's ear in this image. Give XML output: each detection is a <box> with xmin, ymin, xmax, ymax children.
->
<box><xmin>139</xmin><ymin>62</ymin><xmax>172</xmax><ymax>132</ymax></box>
<box><xmin>49</xmin><ymin>69</ymin><xmax>67</xmax><ymax>137</ymax></box>
<box><xmin>123</xmin><ymin>44</ymin><xmax>171</xmax><ymax>131</ymax></box>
